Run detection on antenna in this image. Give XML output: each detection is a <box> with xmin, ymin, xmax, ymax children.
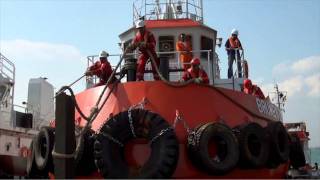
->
<box><xmin>269</xmin><ymin>83</ymin><xmax>287</xmax><ymax>112</ymax></box>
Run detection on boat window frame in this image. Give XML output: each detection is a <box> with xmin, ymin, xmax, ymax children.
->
<box><xmin>158</xmin><ymin>35</ymin><xmax>176</xmax><ymax>58</ymax></box>
<box><xmin>200</xmin><ymin>35</ymin><xmax>214</xmax><ymax>59</ymax></box>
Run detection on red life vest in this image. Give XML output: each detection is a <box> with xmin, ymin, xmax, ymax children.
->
<box><xmin>229</xmin><ymin>37</ymin><xmax>240</xmax><ymax>48</ymax></box>
<box><xmin>89</xmin><ymin>60</ymin><xmax>113</xmax><ymax>81</ymax></box>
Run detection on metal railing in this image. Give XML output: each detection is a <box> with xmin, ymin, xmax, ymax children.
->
<box><xmin>0</xmin><ymin>53</ymin><xmax>15</xmax><ymax>105</ymax></box>
<box><xmin>133</xmin><ymin>0</ymin><xmax>203</xmax><ymax>23</ymax></box>
<box><xmin>86</xmin><ymin>49</ymin><xmax>218</xmax><ymax>87</ymax></box>
<box><xmin>227</xmin><ymin>48</ymin><xmax>247</xmax><ymax>79</ymax></box>
<box><xmin>0</xmin><ymin>53</ymin><xmax>15</xmax><ymax>84</ymax></box>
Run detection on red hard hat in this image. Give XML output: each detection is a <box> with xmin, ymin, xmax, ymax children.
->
<box><xmin>191</xmin><ymin>58</ymin><xmax>200</xmax><ymax>65</ymax></box>
<box><xmin>244</xmin><ymin>79</ymin><xmax>252</xmax><ymax>88</ymax></box>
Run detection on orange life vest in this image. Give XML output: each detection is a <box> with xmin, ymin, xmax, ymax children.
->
<box><xmin>176</xmin><ymin>41</ymin><xmax>193</xmax><ymax>61</ymax></box>
<box><xmin>229</xmin><ymin>37</ymin><xmax>240</xmax><ymax>48</ymax></box>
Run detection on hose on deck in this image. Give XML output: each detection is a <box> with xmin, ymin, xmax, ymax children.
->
<box><xmin>146</xmin><ymin>50</ymin><xmax>196</xmax><ymax>87</ymax></box>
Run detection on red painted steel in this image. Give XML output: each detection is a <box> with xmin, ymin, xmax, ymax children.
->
<box><xmin>145</xmin><ymin>19</ymin><xmax>201</xmax><ymax>29</ymax></box>
<box><xmin>73</xmin><ymin>81</ymin><xmax>289</xmax><ymax>178</ymax></box>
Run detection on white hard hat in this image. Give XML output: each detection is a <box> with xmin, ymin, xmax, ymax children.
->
<box><xmin>231</xmin><ymin>29</ymin><xmax>239</xmax><ymax>35</ymax></box>
<box><xmin>99</xmin><ymin>50</ymin><xmax>109</xmax><ymax>58</ymax></box>
<box><xmin>135</xmin><ymin>19</ymin><xmax>145</xmax><ymax>28</ymax></box>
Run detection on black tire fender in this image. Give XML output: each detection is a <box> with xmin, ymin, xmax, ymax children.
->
<box><xmin>34</xmin><ymin>126</ymin><xmax>55</xmax><ymax>172</ymax></box>
<box><xmin>74</xmin><ymin>128</ymin><xmax>96</xmax><ymax>175</ymax></box>
<box><xmin>235</xmin><ymin>123</ymin><xmax>269</xmax><ymax>168</ymax></box>
<box><xmin>94</xmin><ymin>109</ymin><xmax>179</xmax><ymax>178</ymax></box>
<box><xmin>26</xmin><ymin>138</ymin><xmax>49</xmax><ymax>178</ymax></box>
<box><xmin>187</xmin><ymin>122</ymin><xmax>239</xmax><ymax>175</ymax></box>
<box><xmin>289</xmin><ymin>134</ymin><xmax>306</xmax><ymax>168</ymax></box>
<box><xmin>266</xmin><ymin>122</ymin><xmax>290</xmax><ymax>166</ymax></box>
<box><xmin>26</xmin><ymin>138</ymin><xmax>36</xmax><ymax>175</ymax></box>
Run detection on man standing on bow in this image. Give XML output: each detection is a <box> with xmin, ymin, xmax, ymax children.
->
<box><xmin>225</xmin><ymin>29</ymin><xmax>243</xmax><ymax>79</ymax></box>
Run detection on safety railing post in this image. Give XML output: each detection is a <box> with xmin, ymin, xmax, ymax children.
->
<box><xmin>159</xmin><ymin>56</ymin><xmax>169</xmax><ymax>80</ymax></box>
<box><xmin>207</xmin><ymin>50</ymin><xmax>211</xmax><ymax>84</ymax></box>
<box><xmin>125</xmin><ymin>58</ymin><xmax>137</xmax><ymax>82</ymax></box>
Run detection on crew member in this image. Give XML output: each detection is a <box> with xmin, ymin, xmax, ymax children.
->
<box><xmin>225</xmin><ymin>28</ymin><xmax>243</xmax><ymax>79</ymax></box>
<box><xmin>243</xmin><ymin>79</ymin><xmax>265</xmax><ymax>99</ymax></box>
<box><xmin>130</xmin><ymin>19</ymin><xmax>160</xmax><ymax>81</ymax></box>
<box><xmin>176</xmin><ymin>33</ymin><xmax>193</xmax><ymax>70</ymax></box>
<box><xmin>85</xmin><ymin>50</ymin><xmax>113</xmax><ymax>87</ymax></box>
<box><xmin>182</xmin><ymin>58</ymin><xmax>209</xmax><ymax>84</ymax></box>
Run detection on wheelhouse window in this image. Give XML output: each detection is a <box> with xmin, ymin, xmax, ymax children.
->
<box><xmin>158</xmin><ymin>36</ymin><xmax>175</xmax><ymax>58</ymax></box>
<box><xmin>201</xmin><ymin>36</ymin><xmax>213</xmax><ymax>59</ymax></box>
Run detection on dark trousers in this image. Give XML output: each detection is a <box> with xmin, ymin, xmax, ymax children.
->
<box><xmin>228</xmin><ymin>52</ymin><xmax>242</xmax><ymax>78</ymax></box>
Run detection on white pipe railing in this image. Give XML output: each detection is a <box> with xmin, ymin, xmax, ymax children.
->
<box><xmin>133</xmin><ymin>0</ymin><xmax>203</xmax><ymax>23</ymax></box>
<box><xmin>0</xmin><ymin>53</ymin><xmax>16</xmax><ymax>114</ymax></box>
<box><xmin>86</xmin><ymin>49</ymin><xmax>216</xmax><ymax>86</ymax></box>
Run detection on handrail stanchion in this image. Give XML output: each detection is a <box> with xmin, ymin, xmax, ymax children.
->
<box><xmin>207</xmin><ymin>50</ymin><xmax>211</xmax><ymax>84</ymax></box>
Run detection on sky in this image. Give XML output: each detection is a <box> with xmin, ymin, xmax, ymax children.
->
<box><xmin>0</xmin><ymin>0</ymin><xmax>319</xmax><ymax>147</ymax></box>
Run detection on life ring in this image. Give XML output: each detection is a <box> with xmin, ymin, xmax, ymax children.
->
<box><xmin>187</xmin><ymin>122</ymin><xmax>239</xmax><ymax>175</ymax></box>
<box><xmin>34</xmin><ymin>126</ymin><xmax>55</xmax><ymax>172</ymax></box>
<box><xmin>243</xmin><ymin>60</ymin><xmax>249</xmax><ymax>78</ymax></box>
<box><xmin>235</xmin><ymin>123</ymin><xmax>269</xmax><ymax>168</ymax></box>
<box><xmin>289</xmin><ymin>134</ymin><xmax>306</xmax><ymax>168</ymax></box>
<box><xmin>266</xmin><ymin>122</ymin><xmax>290</xmax><ymax>167</ymax></box>
<box><xmin>93</xmin><ymin>109</ymin><xmax>179</xmax><ymax>178</ymax></box>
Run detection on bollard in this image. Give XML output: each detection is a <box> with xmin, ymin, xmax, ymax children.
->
<box><xmin>53</xmin><ymin>92</ymin><xmax>75</xmax><ymax>179</ymax></box>
<box><xmin>125</xmin><ymin>58</ymin><xmax>137</xmax><ymax>82</ymax></box>
<box><xmin>159</xmin><ymin>57</ymin><xmax>169</xmax><ymax>80</ymax></box>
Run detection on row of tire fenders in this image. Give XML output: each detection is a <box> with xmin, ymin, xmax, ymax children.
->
<box><xmin>26</xmin><ymin>108</ymin><xmax>294</xmax><ymax>178</ymax></box>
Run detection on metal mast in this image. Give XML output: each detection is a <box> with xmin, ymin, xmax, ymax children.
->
<box><xmin>269</xmin><ymin>83</ymin><xmax>287</xmax><ymax>112</ymax></box>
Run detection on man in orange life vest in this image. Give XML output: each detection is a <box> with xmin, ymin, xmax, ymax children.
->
<box><xmin>85</xmin><ymin>50</ymin><xmax>114</xmax><ymax>87</ymax></box>
<box><xmin>129</xmin><ymin>19</ymin><xmax>160</xmax><ymax>81</ymax></box>
<box><xmin>182</xmin><ymin>58</ymin><xmax>209</xmax><ymax>84</ymax></box>
<box><xmin>176</xmin><ymin>33</ymin><xmax>193</xmax><ymax>70</ymax></box>
<box><xmin>243</xmin><ymin>79</ymin><xmax>266</xmax><ymax>99</ymax></box>
<box><xmin>225</xmin><ymin>29</ymin><xmax>243</xmax><ymax>79</ymax></box>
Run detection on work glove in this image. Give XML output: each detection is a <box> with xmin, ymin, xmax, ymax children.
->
<box><xmin>85</xmin><ymin>71</ymin><xmax>92</xmax><ymax>76</ymax></box>
<box><xmin>194</xmin><ymin>78</ymin><xmax>202</xmax><ymax>84</ymax></box>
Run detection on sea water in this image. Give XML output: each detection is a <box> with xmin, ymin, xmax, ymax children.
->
<box><xmin>310</xmin><ymin>147</ymin><xmax>320</xmax><ymax>165</ymax></box>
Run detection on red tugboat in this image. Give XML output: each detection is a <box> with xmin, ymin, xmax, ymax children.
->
<box><xmin>25</xmin><ymin>0</ymin><xmax>292</xmax><ymax>179</ymax></box>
